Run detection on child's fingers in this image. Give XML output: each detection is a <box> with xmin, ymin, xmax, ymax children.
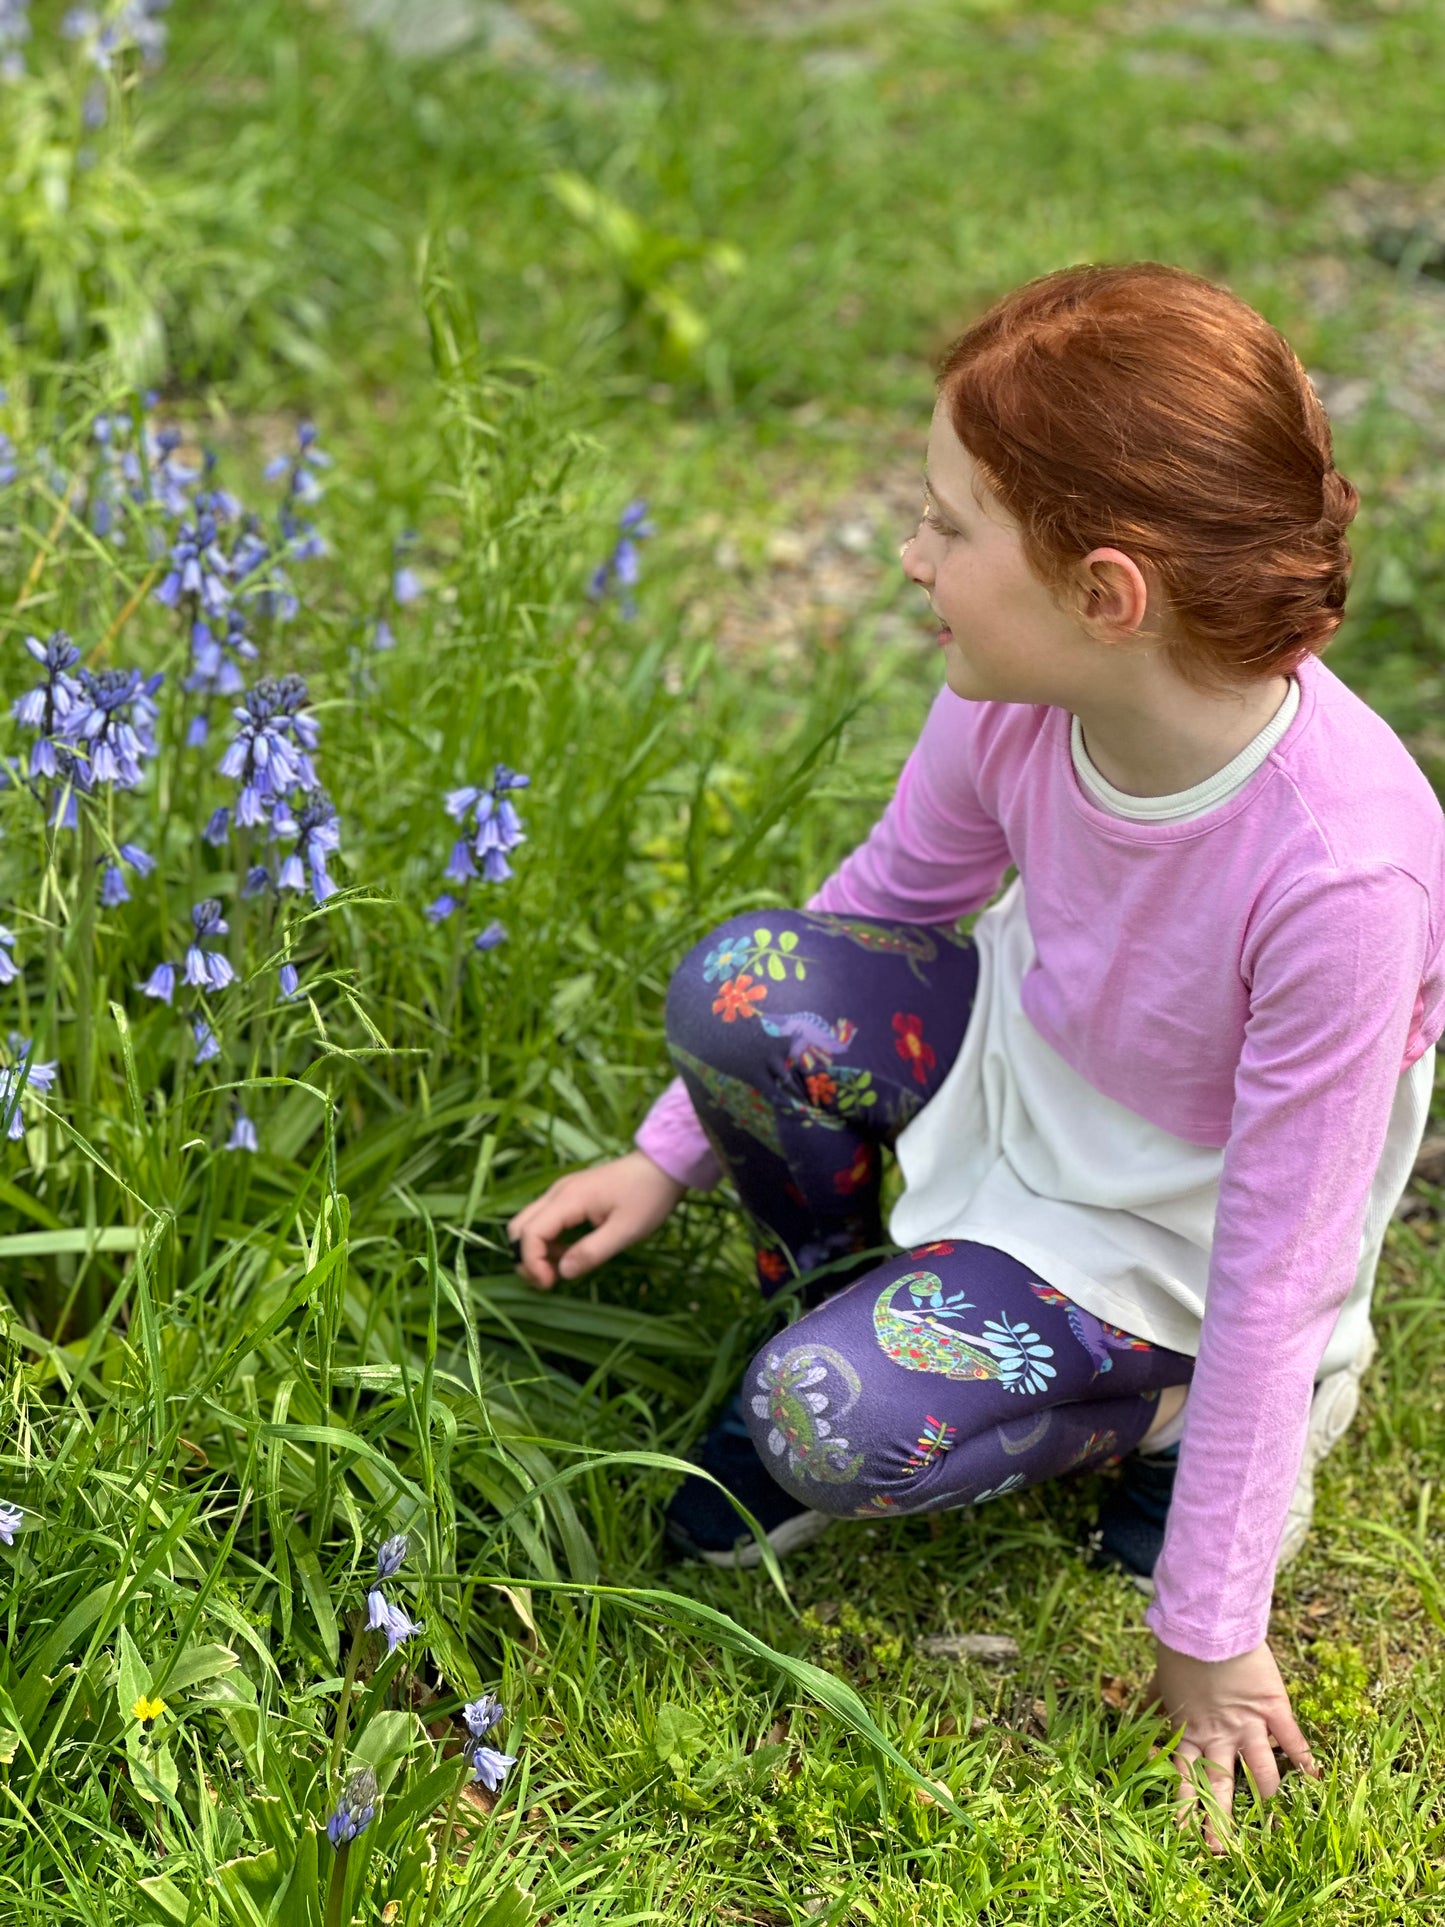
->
<box><xmin>1267</xmin><ymin>1707</ymin><xmax>1319</xmax><ymax>1779</ymax></box>
<box><xmin>513</xmin><ymin>1194</ymin><xmax>602</xmax><ymax>1286</ymax></box>
<box><xmin>554</xmin><ymin>1215</ymin><xmax>633</xmax><ymax>1280</ymax></box>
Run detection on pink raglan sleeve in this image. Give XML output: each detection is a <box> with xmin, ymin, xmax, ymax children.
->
<box><xmin>1146</xmin><ymin>863</ymin><xmax>1433</xmax><ymax>1662</ymax></box>
<box><xmin>635</xmin><ymin>687</ymin><xmax>1015</xmax><ymax>1188</ymax></box>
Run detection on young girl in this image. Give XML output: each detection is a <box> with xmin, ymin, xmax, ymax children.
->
<box><xmin>508</xmin><ymin>263</ymin><xmax>1445</xmax><ymax>1850</ymax></box>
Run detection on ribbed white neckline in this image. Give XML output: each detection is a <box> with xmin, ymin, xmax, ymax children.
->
<box><xmin>1070</xmin><ymin>677</ymin><xmax>1300</xmax><ymax>822</ymax></box>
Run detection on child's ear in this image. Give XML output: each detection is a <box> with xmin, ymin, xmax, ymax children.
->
<box><xmin>1079</xmin><ymin>548</ymin><xmax>1151</xmax><ymax>635</ymax></box>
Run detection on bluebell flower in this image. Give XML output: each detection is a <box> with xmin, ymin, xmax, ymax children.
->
<box><xmin>432</xmin><ymin>764</ymin><xmax>530</xmax><ymax>917</ymax></box>
<box><xmin>13</xmin><ymin>633</ymin><xmax>84</xmax><ymax>779</ymax></box>
<box><xmin>370</xmin><ymin>615</ymin><xmax>396</xmax><ymax>651</ymax></box>
<box><xmin>444</xmin><ymin>839</ymin><xmax>478</xmax><ymax>885</ymax></box>
<box><xmin>241</xmin><ymin>865</ymin><xmax>273</xmax><ymax>900</ymax></box>
<box><xmin>0</xmin><ymin>427</ymin><xmax>18</xmax><ymax>487</ymax></box>
<box><xmin>393</xmin><ymin>565</ymin><xmax>422</xmax><ymax>606</ymax></box>
<box><xmin>119</xmin><ymin>841</ymin><xmax>155</xmax><ymax>876</ymax></box>
<box><xmin>366</xmin><ymin>1589</ymin><xmax>421</xmax><ymax>1654</ymax></box>
<box><xmin>587</xmin><ymin>500</ymin><xmax>654</xmax><ymax>616</ymax></box>
<box><xmin>203</xmin><ymin>807</ymin><xmax>230</xmax><ymax>846</ymax></box>
<box><xmin>278</xmin><ymin>962</ymin><xmax>299</xmax><ymax>999</ymax></box>
<box><xmin>143</xmin><ymin>420</ymin><xmax>200</xmax><ymax>518</ymax></box>
<box><xmin>425</xmin><ymin>893</ymin><xmax>459</xmax><ymax>924</ymax></box>
<box><xmin>278</xmin><ymin>788</ymin><xmax>341</xmax><ymax>904</ymax></box>
<box><xmin>463</xmin><ymin>1695</ymin><xmax>504</xmax><ymax>1739</ymax></box>
<box><xmin>470</xmin><ymin>1744</ymin><xmax>517</xmax><ymax>1792</ymax></box>
<box><xmin>0</xmin><ymin>1037</ymin><xmax>58</xmax><ymax>1142</ymax></box>
<box><xmin>155</xmin><ymin>511</ymin><xmax>231</xmax><ymax>619</ymax></box>
<box><xmin>325</xmin><ymin>1766</ymin><xmax>378</xmax><ymax>1851</ymax></box>
<box><xmin>184</xmin><ymin>899</ymin><xmax>234</xmax><ymax>992</ymax></box>
<box><xmin>100</xmin><ymin>864</ymin><xmax>129</xmax><ymax>908</ymax></box>
<box><xmin>375</xmin><ymin>1535</ymin><xmax>408</xmax><ymax>1581</ymax></box>
<box><xmin>184</xmin><ymin>609</ymin><xmax>257</xmax><ymax>721</ymax></box>
<box><xmin>0</xmin><ymin>1</ymin><xmax>30</xmax><ymax>83</ymax></box>
<box><xmin>58</xmin><ymin>665</ymin><xmax>163</xmax><ymax>792</ymax></box>
<box><xmin>0</xmin><ymin>1502</ymin><xmax>22</xmax><ymax>1546</ymax></box>
<box><xmin>474</xmin><ymin>921</ymin><xmax>507</xmax><ymax>952</ymax></box>
<box><xmin>139</xmin><ymin>962</ymin><xmax>175</xmax><ymax>1004</ymax></box>
<box><xmin>226</xmin><ymin>1112</ymin><xmax>258</xmax><ymax>1153</ymax></box>
<box><xmin>219</xmin><ymin>676</ymin><xmax>319</xmax><ymax>815</ymax></box>
<box><xmin>192</xmin><ymin>1018</ymin><xmax>219</xmax><ymax>1066</ymax></box>
<box><xmin>0</xmin><ymin>927</ymin><xmax>17</xmax><ymax>988</ymax></box>
<box><xmin>619</xmin><ymin>499</ymin><xmax>656</xmax><ymax>535</ymax></box>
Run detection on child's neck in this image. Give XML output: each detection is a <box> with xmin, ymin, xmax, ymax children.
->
<box><xmin>1073</xmin><ymin>671</ymin><xmax>1293</xmax><ymax>799</ymax></box>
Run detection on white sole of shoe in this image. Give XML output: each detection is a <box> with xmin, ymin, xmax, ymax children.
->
<box><xmin>695</xmin><ymin>1507</ymin><xmax>833</xmax><ymax>1569</ymax></box>
<box><xmin>1276</xmin><ymin>1324</ymin><xmax>1376</xmax><ymax>1570</ymax></box>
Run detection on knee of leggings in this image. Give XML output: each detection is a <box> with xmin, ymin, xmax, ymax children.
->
<box><xmin>740</xmin><ymin>1330</ymin><xmax>879</xmax><ymax>1520</ymax></box>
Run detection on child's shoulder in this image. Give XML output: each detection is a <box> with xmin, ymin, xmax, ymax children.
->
<box><xmin>1276</xmin><ymin>654</ymin><xmax>1444</xmax><ymax>878</ymax></box>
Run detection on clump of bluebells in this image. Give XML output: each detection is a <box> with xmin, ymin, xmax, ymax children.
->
<box><xmin>426</xmin><ymin>764</ymin><xmax>530</xmax><ymax>953</ymax></box>
<box><xmin>587</xmin><ymin>499</ymin><xmax>655</xmax><ymax>620</ymax></box>
<box><xmin>463</xmin><ymin>1694</ymin><xmax>516</xmax><ymax>1793</ymax></box>
<box><xmin>0</xmin><ymin>1035</ymin><xmax>57</xmax><ymax>1141</ymax></box>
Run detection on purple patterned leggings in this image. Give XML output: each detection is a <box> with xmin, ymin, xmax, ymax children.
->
<box><xmin>666</xmin><ymin>909</ymin><xmax>1195</xmax><ymax>1521</ymax></box>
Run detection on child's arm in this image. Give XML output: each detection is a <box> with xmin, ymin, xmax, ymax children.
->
<box><xmin>1147</xmin><ymin>861</ymin><xmax>1430</xmax><ymax>1661</ymax></box>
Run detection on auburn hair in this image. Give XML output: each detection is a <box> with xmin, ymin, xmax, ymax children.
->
<box><xmin>936</xmin><ymin>263</ymin><xmax>1358</xmax><ymax>695</ymax></box>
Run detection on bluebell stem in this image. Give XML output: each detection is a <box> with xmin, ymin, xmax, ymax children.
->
<box><xmin>375</xmin><ymin>1535</ymin><xmax>408</xmax><ymax>1581</ymax></box>
<box><xmin>192</xmin><ymin>1017</ymin><xmax>219</xmax><ymax>1066</ymax></box>
<box><xmin>0</xmin><ymin>1502</ymin><xmax>22</xmax><ymax>1545</ymax></box>
<box><xmin>366</xmin><ymin>1590</ymin><xmax>421</xmax><ymax>1655</ymax></box>
<box><xmin>463</xmin><ymin>1696</ymin><xmax>504</xmax><ymax>1740</ymax></box>
<box><xmin>474</xmin><ymin>922</ymin><xmax>507</xmax><ymax>952</ymax></box>
<box><xmin>155</xmin><ymin>511</ymin><xmax>231</xmax><ymax>620</ymax></box>
<box><xmin>139</xmin><ymin>962</ymin><xmax>175</xmax><ymax>1004</ymax></box>
<box><xmin>184</xmin><ymin>899</ymin><xmax>234</xmax><ymax>992</ymax></box>
<box><xmin>325</xmin><ymin>1766</ymin><xmax>378</xmax><ymax>1850</ymax></box>
<box><xmin>278</xmin><ymin>962</ymin><xmax>299</xmax><ymax>1000</ymax></box>
<box><xmin>226</xmin><ymin>1112</ymin><xmax>258</xmax><ymax>1153</ymax></box>
<box><xmin>0</xmin><ymin>927</ymin><xmax>17</xmax><ymax>987</ymax></box>
<box><xmin>470</xmin><ymin>1744</ymin><xmax>517</xmax><ymax>1792</ymax></box>
<box><xmin>59</xmin><ymin>666</ymin><xmax>163</xmax><ymax>791</ymax></box>
<box><xmin>0</xmin><ymin>1037</ymin><xmax>58</xmax><ymax>1141</ymax></box>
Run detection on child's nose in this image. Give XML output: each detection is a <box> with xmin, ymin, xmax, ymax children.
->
<box><xmin>900</xmin><ymin>529</ymin><xmax>932</xmax><ymax>584</ymax></box>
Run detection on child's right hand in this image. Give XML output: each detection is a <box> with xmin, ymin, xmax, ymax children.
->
<box><xmin>506</xmin><ymin>1150</ymin><xmax>686</xmax><ymax>1290</ymax></box>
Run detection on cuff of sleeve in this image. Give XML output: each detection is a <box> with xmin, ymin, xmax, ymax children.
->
<box><xmin>633</xmin><ymin>1124</ymin><xmax>722</xmax><ymax>1193</ymax></box>
<box><xmin>1144</xmin><ymin>1597</ymin><xmax>1269</xmax><ymax>1663</ymax></box>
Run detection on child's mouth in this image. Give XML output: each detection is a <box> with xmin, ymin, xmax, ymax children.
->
<box><xmin>937</xmin><ymin>626</ymin><xmax>953</xmax><ymax>647</ymax></box>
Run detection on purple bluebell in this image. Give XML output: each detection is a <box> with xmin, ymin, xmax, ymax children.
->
<box><xmin>587</xmin><ymin>499</ymin><xmax>654</xmax><ymax>616</ymax></box>
<box><xmin>118</xmin><ymin>841</ymin><xmax>155</xmax><ymax>876</ymax></box>
<box><xmin>184</xmin><ymin>609</ymin><xmax>257</xmax><ymax>720</ymax></box>
<box><xmin>226</xmin><ymin>1112</ymin><xmax>258</xmax><ymax>1153</ymax></box>
<box><xmin>370</xmin><ymin>615</ymin><xmax>396</xmax><ymax>651</ymax></box>
<box><xmin>100</xmin><ymin>864</ymin><xmax>129</xmax><ymax>908</ymax></box>
<box><xmin>375</xmin><ymin>1535</ymin><xmax>408</xmax><ymax>1581</ymax></box>
<box><xmin>155</xmin><ymin>511</ymin><xmax>231</xmax><ymax>620</ymax></box>
<box><xmin>0</xmin><ymin>927</ymin><xmax>16</xmax><ymax>988</ymax></box>
<box><xmin>0</xmin><ymin>2</ymin><xmax>30</xmax><ymax>83</ymax></box>
<box><xmin>139</xmin><ymin>962</ymin><xmax>175</xmax><ymax>1004</ymax></box>
<box><xmin>183</xmin><ymin>899</ymin><xmax>234</xmax><ymax>992</ymax></box>
<box><xmin>425</xmin><ymin>893</ymin><xmax>459</xmax><ymax>925</ymax></box>
<box><xmin>470</xmin><ymin>1744</ymin><xmax>516</xmax><ymax>1792</ymax></box>
<box><xmin>474</xmin><ymin>921</ymin><xmax>507</xmax><ymax>952</ymax></box>
<box><xmin>366</xmin><ymin>1590</ymin><xmax>421</xmax><ymax>1655</ymax></box>
<box><xmin>392</xmin><ymin>555</ymin><xmax>422</xmax><ymax>606</ymax></box>
<box><xmin>463</xmin><ymin>1695</ymin><xmax>504</xmax><ymax>1740</ymax></box>
<box><xmin>278</xmin><ymin>962</ymin><xmax>299</xmax><ymax>999</ymax></box>
<box><xmin>432</xmin><ymin>764</ymin><xmax>530</xmax><ymax>917</ymax></box>
<box><xmin>241</xmin><ymin>865</ymin><xmax>272</xmax><ymax>900</ymax></box>
<box><xmin>192</xmin><ymin>1018</ymin><xmax>219</xmax><ymax>1066</ymax></box>
<box><xmin>13</xmin><ymin>633</ymin><xmax>84</xmax><ymax>780</ymax></box>
<box><xmin>278</xmin><ymin>788</ymin><xmax>341</xmax><ymax>904</ymax></box>
<box><xmin>219</xmin><ymin>676</ymin><xmax>319</xmax><ymax>817</ymax></box>
<box><xmin>0</xmin><ymin>1502</ymin><xmax>22</xmax><ymax>1546</ymax></box>
<box><xmin>1</xmin><ymin>1037</ymin><xmax>58</xmax><ymax>1142</ymax></box>
<box><xmin>56</xmin><ymin>665</ymin><xmax>163</xmax><ymax>793</ymax></box>
<box><xmin>203</xmin><ymin>807</ymin><xmax>230</xmax><ymax>847</ymax></box>
<box><xmin>444</xmin><ymin>839</ymin><xmax>478</xmax><ymax>885</ymax></box>
<box><xmin>0</xmin><ymin>427</ymin><xmax>18</xmax><ymax>487</ymax></box>
<box><xmin>143</xmin><ymin>420</ymin><xmax>199</xmax><ymax>517</ymax></box>
<box><xmin>325</xmin><ymin>1767</ymin><xmax>378</xmax><ymax>1851</ymax></box>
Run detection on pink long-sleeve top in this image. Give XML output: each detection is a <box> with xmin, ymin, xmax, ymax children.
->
<box><xmin>637</xmin><ymin>651</ymin><xmax>1445</xmax><ymax>1659</ymax></box>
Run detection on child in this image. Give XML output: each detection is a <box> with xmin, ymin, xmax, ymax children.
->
<box><xmin>508</xmin><ymin>263</ymin><xmax>1444</xmax><ymax>1851</ymax></box>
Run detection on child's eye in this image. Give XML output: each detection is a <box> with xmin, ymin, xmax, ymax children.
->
<box><xmin>921</xmin><ymin>503</ymin><xmax>957</xmax><ymax>539</ymax></box>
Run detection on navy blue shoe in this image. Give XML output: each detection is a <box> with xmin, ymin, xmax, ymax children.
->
<box><xmin>664</xmin><ymin>1392</ymin><xmax>832</xmax><ymax>1568</ymax></box>
<box><xmin>1084</xmin><ymin>1443</ymin><xmax>1180</xmax><ymax>1597</ymax></box>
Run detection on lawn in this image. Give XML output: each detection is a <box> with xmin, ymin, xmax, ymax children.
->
<box><xmin>0</xmin><ymin>0</ymin><xmax>1442</xmax><ymax>1920</ymax></box>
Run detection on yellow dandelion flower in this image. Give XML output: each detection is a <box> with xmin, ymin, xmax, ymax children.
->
<box><xmin>131</xmin><ymin>1694</ymin><xmax>167</xmax><ymax>1724</ymax></box>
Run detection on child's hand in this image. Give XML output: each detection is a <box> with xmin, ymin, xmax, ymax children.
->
<box><xmin>506</xmin><ymin>1151</ymin><xmax>686</xmax><ymax>1289</ymax></box>
<box><xmin>1144</xmin><ymin>1637</ymin><xmax>1320</xmax><ymax>1854</ymax></box>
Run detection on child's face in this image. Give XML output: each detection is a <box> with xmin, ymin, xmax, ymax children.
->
<box><xmin>902</xmin><ymin>402</ymin><xmax>1103</xmax><ymax>707</ymax></box>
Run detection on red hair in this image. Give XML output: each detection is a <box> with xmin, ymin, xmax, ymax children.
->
<box><xmin>936</xmin><ymin>263</ymin><xmax>1358</xmax><ymax>694</ymax></box>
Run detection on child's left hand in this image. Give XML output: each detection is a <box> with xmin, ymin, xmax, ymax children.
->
<box><xmin>1143</xmin><ymin>1637</ymin><xmax>1320</xmax><ymax>1854</ymax></box>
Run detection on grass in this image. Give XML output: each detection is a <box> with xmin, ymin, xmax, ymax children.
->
<box><xmin>0</xmin><ymin>0</ymin><xmax>1442</xmax><ymax>1919</ymax></box>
